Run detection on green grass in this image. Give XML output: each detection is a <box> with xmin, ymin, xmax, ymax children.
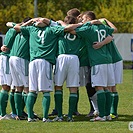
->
<box><xmin>0</xmin><ymin>70</ymin><xmax>133</xmax><ymax>133</ymax></box>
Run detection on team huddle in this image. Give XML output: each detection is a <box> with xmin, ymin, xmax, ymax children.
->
<box><xmin>0</xmin><ymin>8</ymin><xmax>123</xmax><ymax>122</ymax></box>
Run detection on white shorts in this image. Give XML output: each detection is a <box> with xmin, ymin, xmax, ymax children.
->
<box><xmin>0</xmin><ymin>55</ymin><xmax>12</xmax><ymax>86</ymax></box>
<box><xmin>9</xmin><ymin>56</ymin><xmax>29</xmax><ymax>87</ymax></box>
<box><xmin>29</xmin><ymin>59</ymin><xmax>53</xmax><ymax>92</ymax></box>
<box><xmin>91</xmin><ymin>64</ymin><xmax>115</xmax><ymax>87</ymax></box>
<box><xmin>79</xmin><ymin>66</ymin><xmax>90</xmax><ymax>86</ymax></box>
<box><xmin>113</xmin><ymin>60</ymin><xmax>123</xmax><ymax>84</ymax></box>
<box><xmin>54</xmin><ymin>54</ymin><xmax>80</xmax><ymax>88</ymax></box>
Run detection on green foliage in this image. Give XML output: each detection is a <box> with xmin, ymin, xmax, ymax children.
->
<box><xmin>0</xmin><ymin>0</ymin><xmax>133</xmax><ymax>33</ymax></box>
<box><xmin>93</xmin><ymin>0</ymin><xmax>133</xmax><ymax>32</ymax></box>
<box><xmin>94</xmin><ymin>0</ymin><xmax>133</xmax><ymax>22</ymax></box>
<box><xmin>0</xmin><ymin>0</ymin><xmax>34</xmax><ymax>34</ymax></box>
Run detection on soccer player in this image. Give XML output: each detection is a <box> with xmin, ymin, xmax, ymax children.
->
<box><xmin>4</xmin><ymin>17</ymin><xmax>31</xmax><ymax>120</ymax></box>
<box><xmin>48</xmin><ymin>10</ymin><xmax>82</xmax><ymax>117</ymax></box>
<box><xmin>52</xmin><ymin>15</ymin><xmax>112</xmax><ymax>122</ymax></box>
<box><xmin>66</xmin><ymin>8</ymin><xmax>83</xmax><ymax>116</ymax></box>
<box><xmin>0</xmin><ymin>27</ymin><xmax>17</xmax><ymax>120</ymax></box>
<box><xmin>6</xmin><ymin>19</ymin><xmax>42</xmax><ymax>120</ymax></box>
<box><xmin>98</xmin><ymin>18</ymin><xmax>123</xmax><ymax>119</ymax></box>
<box><xmin>13</xmin><ymin>17</ymin><xmax>81</xmax><ymax>122</ymax></box>
<box><xmin>49</xmin><ymin>8</ymin><xmax>95</xmax><ymax>117</ymax></box>
<box><xmin>69</xmin><ymin>11</ymin><xmax>116</xmax><ymax>121</ymax></box>
<box><xmin>67</xmin><ymin>8</ymin><xmax>99</xmax><ymax>117</ymax></box>
<box><xmin>52</xmin><ymin>15</ymin><xmax>85</xmax><ymax>122</ymax></box>
<box><xmin>48</xmin><ymin>15</ymin><xmax>82</xmax><ymax>117</ymax></box>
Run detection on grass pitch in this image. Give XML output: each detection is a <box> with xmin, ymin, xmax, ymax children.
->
<box><xmin>0</xmin><ymin>69</ymin><xmax>132</xmax><ymax>133</ymax></box>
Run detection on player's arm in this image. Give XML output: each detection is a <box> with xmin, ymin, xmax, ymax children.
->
<box><xmin>13</xmin><ymin>23</ymin><xmax>22</xmax><ymax>32</ymax></box>
<box><xmin>93</xmin><ymin>35</ymin><xmax>113</xmax><ymax>49</ymax></box>
<box><xmin>21</xmin><ymin>18</ymin><xmax>36</xmax><ymax>26</ymax></box>
<box><xmin>57</xmin><ymin>20</ymin><xmax>67</xmax><ymax>27</ymax></box>
<box><xmin>64</xmin><ymin>22</ymin><xmax>83</xmax><ymax>32</ymax></box>
<box><xmin>34</xmin><ymin>17</ymin><xmax>58</xmax><ymax>27</ymax></box>
<box><xmin>14</xmin><ymin>18</ymin><xmax>37</xmax><ymax>32</ymax></box>
<box><xmin>6</xmin><ymin>22</ymin><xmax>17</xmax><ymax>28</ymax></box>
<box><xmin>34</xmin><ymin>18</ymin><xmax>50</xmax><ymax>27</ymax></box>
<box><xmin>90</xmin><ymin>19</ymin><xmax>102</xmax><ymax>25</ymax></box>
<box><xmin>99</xmin><ymin>18</ymin><xmax>117</xmax><ymax>33</ymax></box>
<box><xmin>6</xmin><ymin>22</ymin><xmax>23</xmax><ymax>29</ymax></box>
<box><xmin>104</xmin><ymin>18</ymin><xmax>117</xmax><ymax>32</ymax></box>
<box><xmin>1</xmin><ymin>45</ymin><xmax>9</xmax><ymax>52</ymax></box>
<box><xmin>38</xmin><ymin>18</ymin><xmax>50</xmax><ymax>25</ymax></box>
<box><xmin>69</xmin><ymin>30</ymin><xmax>76</xmax><ymax>34</ymax></box>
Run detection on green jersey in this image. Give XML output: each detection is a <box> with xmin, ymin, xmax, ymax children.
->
<box><xmin>58</xmin><ymin>33</ymin><xmax>89</xmax><ymax>66</ymax></box>
<box><xmin>76</xmin><ymin>22</ymin><xmax>114</xmax><ymax>66</ymax></box>
<box><xmin>99</xmin><ymin>19</ymin><xmax>123</xmax><ymax>63</ymax></box>
<box><xmin>79</xmin><ymin>46</ymin><xmax>90</xmax><ymax>66</ymax></box>
<box><xmin>107</xmin><ymin>40</ymin><xmax>122</xmax><ymax>63</ymax></box>
<box><xmin>10</xmin><ymin>32</ymin><xmax>30</xmax><ymax>61</ymax></box>
<box><xmin>1</xmin><ymin>28</ymin><xmax>16</xmax><ymax>56</ymax></box>
<box><xmin>21</xmin><ymin>25</ymin><xmax>64</xmax><ymax>64</ymax></box>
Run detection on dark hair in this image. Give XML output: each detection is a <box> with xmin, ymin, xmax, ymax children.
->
<box><xmin>77</xmin><ymin>13</ymin><xmax>84</xmax><ymax>23</ymax></box>
<box><xmin>64</xmin><ymin>15</ymin><xmax>77</xmax><ymax>24</ymax></box>
<box><xmin>67</xmin><ymin>8</ymin><xmax>80</xmax><ymax>18</ymax></box>
<box><xmin>23</xmin><ymin>17</ymin><xmax>32</xmax><ymax>23</ymax></box>
<box><xmin>83</xmin><ymin>11</ymin><xmax>96</xmax><ymax>20</ymax></box>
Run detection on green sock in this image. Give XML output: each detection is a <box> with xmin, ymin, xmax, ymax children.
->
<box><xmin>26</xmin><ymin>92</ymin><xmax>37</xmax><ymax>119</ymax></box>
<box><xmin>54</xmin><ymin>93</ymin><xmax>57</xmax><ymax>111</ymax></box>
<box><xmin>9</xmin><ymin>92</ymin><xmax>16</xmax><ymax>114</ymax></box>
<box><xmin>0</xmin><ymin>90</ymin><xmax>8</xmax><ymax>116</ymax></box>
<box><xmin>42</xmin><ymin>92</ymin><xmax>50</xmax><ymax>119</ymax></box>
<box><xmin>22</xmin><ymin>92</ymin><xmax>27</xmax><ymax>112</ymax></box>
<box><xmin>105</xmin><ymin>90</ymin><xmax>111</xmax><ymax>116</ymax></box>
<box><xmin>68</xmin><ymin>93</ymin><xmax>77</xmax><ymax>119</ymax></box>
<box><xmin>97</xmin><ymin>90</ymin><xmax>106</xmax><ymax>117</ymax></box>
<box><xmin>74</xmin><ymin>90</ymin><xmax>79</xmax><ymax>113</ymax></box>
<box><xmin>55</xmin><ymin>90</ymin><xmax>63</xmax><ymax>117</ymax></box>
<box><xmin>14</xmin><ymin>92</ymin><xmax>22</xmax><ymax>116</ymax></box>
<box><xmin>110</xmin><ymin>92</ymin><xmax>119</xmax><ymax>115</ymax></box>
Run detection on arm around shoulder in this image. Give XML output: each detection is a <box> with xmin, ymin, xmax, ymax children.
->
<box><xmin>14</xmin><ymin>24</ymin><xmax>21</xmax><ymax>32</ymax></box>
<box><xmin>104</xmin><ymin>18</ymin><xmax>118</xmax><ymax>33</ymax></box>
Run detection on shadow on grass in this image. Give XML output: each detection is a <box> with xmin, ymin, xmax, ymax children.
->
<box><xmin>114</xmin><ymin>114</ymin><xmax>133</xmax><ymax>122</ymax></box>
<box><xmin>68</xmin><ymin>114</ymin><xmax>133</xmax><ymax>122</ymax></box>
<box><xmin>49</xmin><ymin>114</ymin><xmax>133</xmax><ymax>122</ymax></box>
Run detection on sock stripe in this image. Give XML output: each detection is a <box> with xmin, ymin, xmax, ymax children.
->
<box><xmin>112</xmin><ymin>93</ymin><xmax>118</xmax><ymax>96</ymax></box>
<box><xmin>70</xmin><ymin>93</ymin><xmax>77</xmax><ymax>97</ymax></box>
<box><xmin>1</xmin><ymin>90</ymin><xmax>8</xmax><ymax>94</ymax></box>
<box><xmin>15</xmin><ymin>92</ymin><xmax>22</xmax><ymax>96</ymax></box>
<box><xmin>105</xmin><ymin>89</ymin><xmax>110</xmax><ymax>93</ymax></box>
<box><xmin>10</xmin><ymin>92</ymin><xmax>14</xmax><ymax>96</ymax></box>
<box><xmin>43</xmin><ymin>92</ymin><xmax>50</xmax><ymax>96</ymax></box>
<box><xmin>96</xmin><ymin>90</ymin><xmax>104</xmax><ymax>94</ymax></box>
<box><xmin>28</xmin><ymin>92</ymin><xmax>37</xmax><ymax>97</ymax></box>
<box><xmin>55</xmin><ymin>91</ymin><xmax>62</xmax><ymax>95</ymax></box>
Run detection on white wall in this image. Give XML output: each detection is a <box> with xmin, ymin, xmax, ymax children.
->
<box><xmin>113</xmin><ymin>33</ymin><xmax>133</xmax><ymax>61</ymax></box>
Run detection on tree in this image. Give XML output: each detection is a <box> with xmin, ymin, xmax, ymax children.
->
<box><xmin>0</xmin><ymin>0</ymin><xmax>133</xmax><ymax>34</ymax></box>
<box><xmin>93</xmin><ymin>0</ymin><xmax>133</xmax><ymax>32</ymax></box>
<box><xmin>0</xmin><ymin>0</ymin><xmax>34</xmax><ymax>34</ymax></box>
